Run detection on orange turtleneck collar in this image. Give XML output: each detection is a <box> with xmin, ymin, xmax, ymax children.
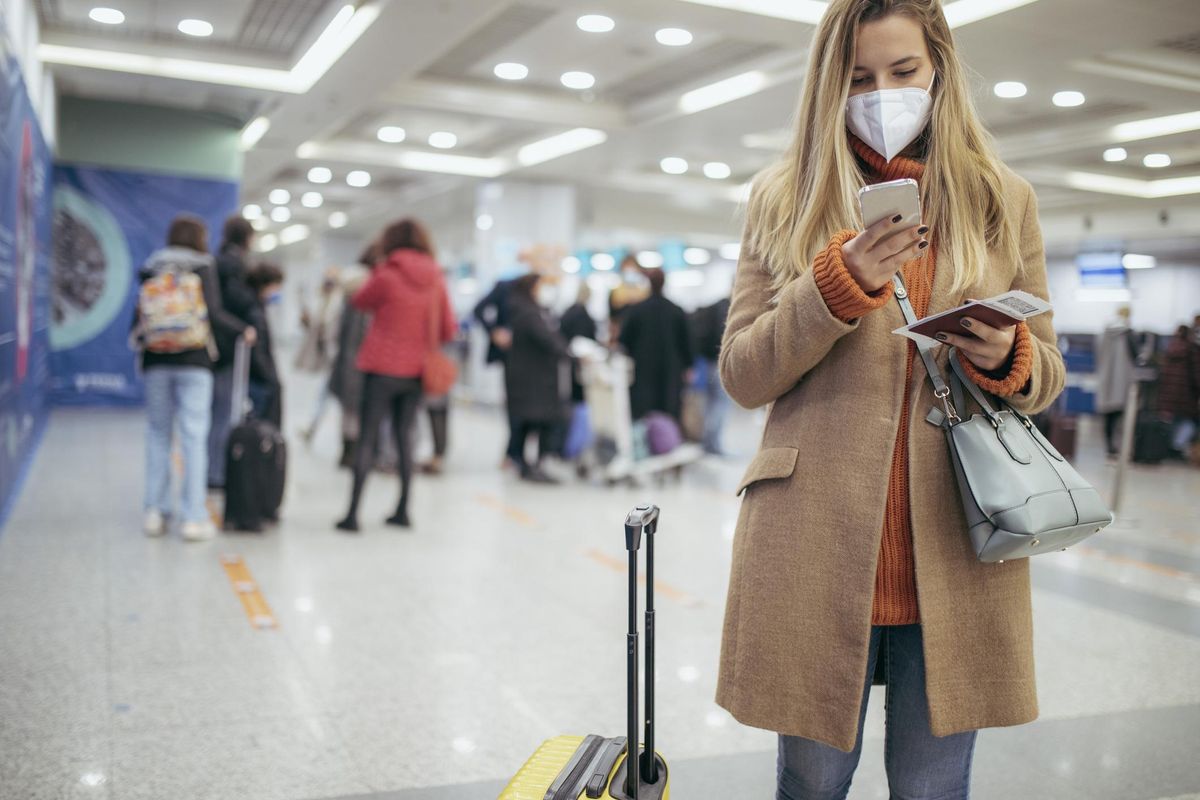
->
<box><xmin>848</xmin><ymin>133</ymin><xmax>926</xmax><ymax>184</ymax></box>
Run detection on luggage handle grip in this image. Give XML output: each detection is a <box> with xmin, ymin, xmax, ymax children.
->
<box><xmin>623</xmin><ymin>504</ymin><xmax>662</xmax><ymax>796</ymax></box>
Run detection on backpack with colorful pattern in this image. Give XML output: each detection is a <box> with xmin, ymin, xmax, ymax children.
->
<box><xmin>139</xmin><ymin>266</ymin><xmax>211</xmax><ymax>354</ymax></box>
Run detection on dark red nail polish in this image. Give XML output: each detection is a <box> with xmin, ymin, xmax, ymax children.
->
<box><xmin>892</xmin><ymin>214</ymin><xmax>902</xmax><ymax>223</ymax></box>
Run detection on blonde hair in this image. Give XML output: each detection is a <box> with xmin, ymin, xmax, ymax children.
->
<box><xmin>745</xmin><ymin>0</ymin><xmax>1019</xmax><ymax>296</ymax></box>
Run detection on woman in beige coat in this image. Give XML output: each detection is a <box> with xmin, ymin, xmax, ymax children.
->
<box><xmin>715</xmin><ymin>1</ymin><xmax>1064</xmax><ymax>797</ymax></box>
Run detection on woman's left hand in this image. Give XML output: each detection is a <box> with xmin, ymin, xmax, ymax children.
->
<box><xmin>935</xmin><ymin>314</ymin><xmax>1017</xmax><ymax>372</ymax></box>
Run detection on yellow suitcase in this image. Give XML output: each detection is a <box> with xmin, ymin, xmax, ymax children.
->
<box><xmin>499</xmin><ymin>506</ymin><xmax>669</xmax><ymax>800</ymax></box>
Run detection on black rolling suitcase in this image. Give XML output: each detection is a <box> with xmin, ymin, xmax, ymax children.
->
<box><xmin>224</xmin><ymin>337</ymin><xmax>287</xmax><ymax>531</ymax></box>
<box><xmin>1133</xmin><ymin>412</ymin><xmax>1171</xmax><ymax>464</ymax></box>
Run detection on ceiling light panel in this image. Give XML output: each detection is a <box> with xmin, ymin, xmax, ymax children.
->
<box><xmin>377</xmin><ymin>126</ymin><xmax>406</xmax><ymax>144</ymax></box>
<box><xmin>429</xmin><ymin>132</ymin><xmax>458</xmax><ymax>149</ymax></box>
<box><xmin>269</xmin><ymin>189</ymin><xmax>291</xmax><ymax>205</ymax></box>
<box><xmin>517</xmin><ymin>128</ymin><xmax>607</xmax><ymax>168</ymax></box>
<box><xmin>494</xmin><ymin>62</ymin><xmax>529</xmax><ymax>80</ymax></box>
<box><xmin>680</xmin><ymin>71</ymin><xmax>767</xmax><ymax>114</ymax></box>
<box><xmin>1110</xmin><ymin>111</ymin><xmax>1200</xmax><ymax>143</ymax></box>
<box><xmin>347</xmin><ymin>170</ymin><xmax>372</xmax><ymax>187</ymax></box>
<box><xmin>676</xmin><ymin>0</ymin><xmax>1042</xmax><ymax>27</ymax></box>
<box><xmin>656</xmin><ymin>28</ymin><xmax>694</xmax><ymax>47</ymax></box>
<box><xmin>89</xmin><ymin>7</ymin><xmax>125</xmax><ymax>25</ymax></box>
<box><xmin>578</xmin><ymin>15</ymin><xmax>615</xmax><ymax>33</ymax></box>
<box><xmin>308</xmin><ymin>167</ymin><xmax>332</xmax><ymax>184</ymax></box>
<box><xmin>302</xmin><ymin>192</ymin><xmax>324</xmax><ymax>208</ymax></box>
<box><xmin>177</xmin><ymin>19</ymin><xmax>213</xmax><ymax>37</ymax></box>
<box><xmin>993</xmin><ymin>81</ymin><xmax>1027</xmax><ymax>99</ymax></box>
<box><xmin>1052</xmin><ymin>91</ymin><xmax>1086</xmax><ymax>107</ymax></box>
<box><xmin>660</xmin><ymin>157</ymin><xmax>689</xmax><ymax>175</ymax></box>
<box><xmin>561</xmin><ymin>71</ymin><xmax>596</xmax><ymax>90</ymax></box>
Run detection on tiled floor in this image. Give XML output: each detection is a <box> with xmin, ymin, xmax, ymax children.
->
<box><xmin>1</xmin><ymin>371</ymin><xmax>1198</xmax><ymax>799</ymax></box>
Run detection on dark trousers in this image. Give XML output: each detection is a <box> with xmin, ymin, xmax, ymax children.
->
<box><xmin>507</xmin><ymin>418</ymin><xmax>553</xmax><ymax>471</ymax></box>
<box><xmin>344</xmin><ymin>374</ymin><xmax>422</xmax><ymax>521</ymax></box>
<box><xmin>427</xmin><ymin>404</ymin><xmax>448</xmax><ymax>458</ymax></box>
<box><xmin>1104</xmin><ymin>410</ymin><xmax>1123</xmax><ymax>455</ymax></box>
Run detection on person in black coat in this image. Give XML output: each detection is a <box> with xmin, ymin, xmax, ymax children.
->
<box><xmin>243</xmin><ymin>263</ymin><xmax>285</xmax><ymax>428</ymax></box>
<box><xmin>474</xmin><ymin>277</ymin><xmax>523</xmax><ymax>467</ymax></box>
<box><xmin>559</xmin><ymin>283</ymin><xmax>597</xmax><ymax>405</ymax></box>
<box><xmin>207</xmin><ymin>216</ymin><xmax>259</xmax><ymax>488</ymax></box>
<box><xmin>618</xmin><ymin>268</ymin><xmax>694</xmax><ymax>422</ymax></box>
<box><xmin>505</xmin><ymin>274</ymin><xmax>570</xmax><ymax>483</ymax></box>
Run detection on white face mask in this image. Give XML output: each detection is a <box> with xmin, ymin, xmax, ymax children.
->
<box><xmin>536</xmin><ymin>284</ymin><xmax>557</xmax><ymax>308</ymax></box>
<box><xmin>845</xmin><ymin>74</ymin><xmax>935</xmax><ymax>162</ymax></box>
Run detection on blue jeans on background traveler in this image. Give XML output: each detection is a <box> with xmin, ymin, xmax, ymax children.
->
<box><xmin>207</xmin><ymin>365</ymin><xmax>234</xmax><ymax>486</ymax></box>
<box><xmin>777</xmin><ymin>624</ymin><xmax>977</xmax><ymax>800</ymax></box>
<box><xmin>699</xmin><ymin>357</ymin><xmax>730</xmax><ymax>455</ymax></box>
<box><xmin>145</xmin><ymin>366</ymin><xmax>214</xmax><ymax>524</ymax></box>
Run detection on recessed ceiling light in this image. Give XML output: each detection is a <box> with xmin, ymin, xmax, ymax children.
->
<box><xmin>242</xmin><ymin>204</ymin><xmax>262</xmax><ymax>220</ymax></box>
<box><xmin>476</xmin><ymin>214</ymin><xmax>494</xmax><ymax>231</ymax></box>
<box><xmin>307</xmin><ymin>166</ymin><xmax>332</xmax><ymax>184</ymax></box>
<box><xmin>280</xmin><ymin>224</ymin><xmax>310</xmax><ymax>246</ymax></box>
<box><xmin>720</xmin><ymin>242</ymin><xmax>741</xmax><ymax>260</ymax></box>
<box><xmin>428</xmin><ymin>132</ymin><xmax>458</xmax><ymax>149</ymax></box>
<box><xmin>993</xmin><ymin>81</ymin><xmax>1027</xmax><ymax>99</ymax></box>
<box><xmin>562</xmin><ymin>256</ymin><xmax>582</xmax><ymax>273</ymax></box>
<box><xmin>638</xmin><ymin>251</ymin><xmax>664</xmax><ymax>269</ymax></box>
<box><xmin>1103</xmin><ymin>147</ymin><xmax>1127</xmax><ymax>163</ymax></box>
<box><xmin>377</xmin><ymin>126</ymin><xmax>406</xmax><ymax>143</ymax></box>
<box><xmin>660</xmin><ymin>157</ymin><xmax>689</xmax><ymax>175</ymax></box>
<box><xmin>301</xmin><ymin>191</ymin><xmax>323</xmax><ymax>208</ymax></box>
<box><xmin>89</xmin><ymin>7</ymin><xmax>125</xmax><ymax>25</ymax></box>
<box><xmin>591</xmin><ymin>253</ymin><xmax>616</xmax><ymax>271</ymax></box>
<box><xmin>656</xmin><ymin>28</ymin><xmax>693</xmax><ymax>46</ymax></box>
<box><xmin>493</xmin><ymin>62</ymin><xmax>529</xmax><ymax>81</ymax></box>
<box><xmin>251</xmin><ymin>217</ymin><xmax>267</xmax><ymax>231</ymax></box>
<box><xmin>268</xmin><ymin>189</ymin><xmax>291</xmax><ymax>205</ymax></box>
<box><xmin>561</xmin><ymin>71</ymin><xmax>596</xmax><ymax>90</ymax></box>
<box><xmin>1052</xmin><ymin>90</ymin><xmax>1085</xmax><ymax>108</ymax></box>
<box><xmin>347</xmin><ymin>170</ymin><xmax>371</xmax><ymax>187</ymax></box>
<box><xmin>703</xmin><ymin>161</ymin><xmax>732</xmax><ymax>180</ymax></box>
<box><xmin>684</xmin><ymin>247</ymin><xmax>712</xmax><ymax>265</ymax></box>
<box><xmin>577</xmin><ymin>14</ymin><xmax>615</xmax><ymax>33</ymax></box>
<box><xmin>1143</xmin><ymin>153</ymin><xmax>1171</xmax><ymax>168</ymax></box>
<box><xmin>177</xmin><ymin>18</ymin><xmax>213</xmax><ymax>37</ymax></box>
<box><xmin>328</xmin><ymin>211</ymin><xmax>349</xmax><ymax>229</ymax></box>
<box><xmin>270</xmin><ymin>206</ymin><xmax>291</xmax><ymax>223</ymax></box>
<box><xmin>239</xmin><ymin>116</ymin><xmax>270</xmax><ymax>150</ymax></box>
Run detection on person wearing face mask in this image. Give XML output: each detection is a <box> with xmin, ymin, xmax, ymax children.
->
<box><xmin>505</xmin><ymin>273</ymin><xmax>571</xmax><ymax>483</ymax></box>
<box><xmin>607</xmin><ymin>254</ymin><xmax>650</xmax><ymax>346</ymax></box>
<box><xmin>716</xmin><ymin>2</ymin><xmax>1065</xmax><ymax>797</ymax></box>
<box><xmin>244</xmin><ymin>263</ymin><xmax>286</xmax><ymax>428</ymax></box>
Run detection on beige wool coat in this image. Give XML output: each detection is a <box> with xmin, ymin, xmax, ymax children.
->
<box><xmin>714</xmin><ymin>168</ymin><xmax>1065</xmax><ymax>752</ymax></box>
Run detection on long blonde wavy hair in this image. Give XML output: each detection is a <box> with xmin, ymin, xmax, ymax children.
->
<box><xmin>745</xmin><ymin>0</ymin><xmax>1019</xmax><ymax>296</ymax></box>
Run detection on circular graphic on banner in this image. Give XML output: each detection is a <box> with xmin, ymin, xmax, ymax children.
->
<box><xmin>50</xmin><ymin>185</ymin><xmax>131</xmax><ymax>352</ymax></box>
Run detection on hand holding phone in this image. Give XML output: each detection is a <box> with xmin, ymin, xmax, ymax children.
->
<box><xmin>841</xmin><ymin>179</ymin><xmax>928</xmax><ymax>294</ymax></box>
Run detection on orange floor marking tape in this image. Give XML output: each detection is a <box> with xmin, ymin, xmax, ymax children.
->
<box><xmin>585</xmin><ymin>548</ymin><xmax>703</xmax><ymax>608</ymax></box>
<box><xmin>475</xmin><ymin>494</ymin><xmax>537</xmax><ymax>526</ymax></box>
<box><xmin>219</xmin><ymin>554</ymin><xmax>278</xmax><ymax>629</ymax></box>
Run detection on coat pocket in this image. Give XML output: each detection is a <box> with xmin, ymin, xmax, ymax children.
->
<box><xmin>736</xmin><ymin>446</ymin><xmax>799</xmax><ymax>495</ymax></box>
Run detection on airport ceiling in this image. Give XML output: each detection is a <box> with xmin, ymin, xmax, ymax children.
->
<box><xmin>36</xmin><ymin>0</ymin><xmax>1200</xmax><ymax>255</ymax></box>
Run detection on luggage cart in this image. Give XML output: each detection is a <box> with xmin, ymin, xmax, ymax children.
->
<box><xmin>580</xmin><ymin>350</ymin><xmax>703</xmax><ymax>486</ymax></box>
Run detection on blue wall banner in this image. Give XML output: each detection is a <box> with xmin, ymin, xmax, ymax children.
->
<box><xmin>49</xmin><ymin>165</ymin><xmax>238</xmax><ymax>405</ymax></box>
<box><xmin>0</xmin><ymin>7</ymin><xmax>54</xmax><ymax>526</ymax></box>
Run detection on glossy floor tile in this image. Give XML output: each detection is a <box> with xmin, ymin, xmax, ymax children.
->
<box><xmin>1</xmin><ymin>373</ymin><xmax>1198</xmax><ymax>799</ymax></box>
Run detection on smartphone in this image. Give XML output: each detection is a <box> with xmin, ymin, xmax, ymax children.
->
<box><xmin>858</xmin><ymin>178</ymin><xmax>922</xmax><ymax>229</ymax></box>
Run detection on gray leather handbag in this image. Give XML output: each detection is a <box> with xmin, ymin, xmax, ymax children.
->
<box><xmin>893</xmin><ymin>274</ymin><xmax>1113</xmax><ymax>562</ymax></box>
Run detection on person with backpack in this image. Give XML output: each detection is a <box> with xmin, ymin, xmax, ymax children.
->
<box><xmin>134</xmin><ymin>215</ymin><xmax>248</xmax><ymax>541</ymax></box>
<box><xmin>618</xmin><ymin>268</ymin><xmax>694</xmax><ymax>423</ymax></box>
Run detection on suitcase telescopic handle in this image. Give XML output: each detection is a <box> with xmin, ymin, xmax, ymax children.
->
<box><xmin>622</xmin><ymin>504</ymin><xmax>661</xmax><ymax>797</ymax></box>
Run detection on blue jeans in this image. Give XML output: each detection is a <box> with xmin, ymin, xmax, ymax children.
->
<box><xmin>144</xmin><ymin>366</ymin><xmax>214</xmax><ymax>524</ymax></box>
<box><xmin>777</xmin><ymin>625</ymin><xmax>977</xmax><ymax>800</ymax></box>
<box><xmin>207</xmin><ymin>366</ymin><xmax>234</xmax><ymax>486</ymax></box>
<box><xmin>700</xmin><ymin>358</ymin><xmax>730</xmax><ymax>454</ymax></box>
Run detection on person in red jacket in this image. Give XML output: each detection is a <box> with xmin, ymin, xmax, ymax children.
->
<box><xmin>336</xmin><ymin>219</ymin><xmax>456</xmax><ymax>532</ymax></box>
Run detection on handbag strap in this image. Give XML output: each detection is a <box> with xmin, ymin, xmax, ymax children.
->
<box><xmin>891</xmin><ymin>272</ymin><xmax>1005</xmax><ymax>428</ymax></box>
<box><xmin>427</xmin><ymin>288</ymin><xmax>441</xmax><ymax>355</ymax></box>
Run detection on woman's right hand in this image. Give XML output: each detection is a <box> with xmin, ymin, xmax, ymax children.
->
<box><xmin>841</xmin><ymin>215</ymin><xmax>929</xmax><ymax>294</ymax></box>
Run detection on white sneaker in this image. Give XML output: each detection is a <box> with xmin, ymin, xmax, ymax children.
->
<box><xmin>181</xmin><ymin>520</ymin><xmax>217</xmax><ymax>542</ymax></box>
<box><xmin>143</xmin><ymin>509</ymin><xmax>166</xmax><ymax>537</ymax></box>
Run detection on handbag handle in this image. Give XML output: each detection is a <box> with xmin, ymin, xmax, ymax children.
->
<box><xmin>427</xmin><ymin>287</ymin><xmax>441</xmax><ymax>354</ymax></box>
<box><xmin>891</xmin><ymin>272</ymin><xmax>1006</xmax><ymax>429</ymax></box>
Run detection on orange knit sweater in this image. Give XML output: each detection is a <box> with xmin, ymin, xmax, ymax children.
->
<box><xmin>813</xmin><ymin>135</ymin><xmax>1034</xmax><ymax>625</ymax></box>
